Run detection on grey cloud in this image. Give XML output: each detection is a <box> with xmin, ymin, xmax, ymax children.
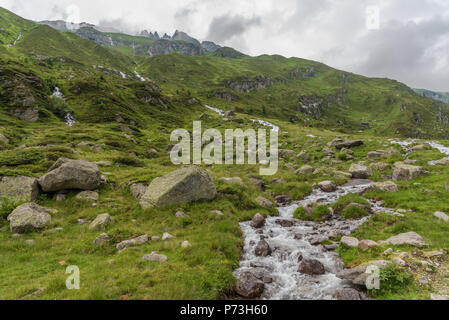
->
<box><xmin>352</xmin><ymin>16</ymin><xmax>449</xmax><ymax>91</ymax></box>
<box><xmin>207</xmin><ymin>14</ymin><xmax>261</xmax><ymax>43</ymax></box>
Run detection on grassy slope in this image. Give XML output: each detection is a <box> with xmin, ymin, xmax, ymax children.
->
<box><xmin>1</xmin><ymin>7</ymin><xmax>449</xmax><ymax>300</ymax></box>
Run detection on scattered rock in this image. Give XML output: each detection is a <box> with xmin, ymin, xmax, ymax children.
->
<box><xmin>358</xmin><ymin>240</ymin><xmax>378</xmax><ymax>251</ymax></box>
<box><xmin>0</xmin><ymin>176</ymin><xmax>40</xmax><ymax>202</ymax></box>
<box><xmin>254</xmin><ymin>240</ymin><xmax>272</xmax><ymax>257</ymax></box>
<box><xmin>151</xmin><ymin>236</ymin><xmax>160</xmax><ymax>241</ymax></box>
<box><xmin>235</xmin><ymin>271</ymin><xmax>265</xmax><ymax>298</ymax></box>
<box><xmin>333</xmin><ymin>288</ymin><xmax>362</xmax><ymax>300</ymax></box>
<box><xmin>383</xmin><ymin>248</ymin><xmax>393</xmax><ymax>255</ymax></box>
<box><xmin>256</xmin><ymin>196</ymin><xmax>273</xmax><ymax>208</ymax></box>
<box><xmin>89</xmin><ymin>213</ymin><xmax>113</xmax><ymax>230</ymax></box>
<box><xmin>251</xmin><ymin>213</ymin><xmax>266</xmax><ymax>229</ymax></box>
<box><xmin>116</xmin><ymin>235</ymin><xmax>148</xmax><ymax>251</ymax></box>
<box><xmin>56</xmin><ymin>193</ymin><xmax>68</xmax><ymax>202</ymax></box>
<box><xmin>175</xmin><ymin>211</ymin><xmax>188</xmax><ymax>218</ymax></box>
<box><xmin>139</xmin><ymin>165</ymin><xmax>217</xmax><ymax>209</ymax></box>
<box><xmin>335</xmin><ymin>140</ymin><xmax>364</xmax><ymax>150</ymax></box>
<box><xmin>349</xmin><ymin>164</ymin><xmax>372</xmax><ymax>179</ymax></box>
<box><xmin>295</xmin><ymin>165</ymin><xmax>315</xmax><ymax>175</ymax></box>
<box><xmin>25</xmin><ymin>239</ymin><xmax>35</xmax><ymax>246</ymax></box>
<box><xmin>393</xmin><ymin>163</ymin><xmax>424</xmax><ymax>181</ymax></box>
<box><xmin>7</xmin><ymin>203</ymin><xmax>52</xmax><ymax>234</ymax></box>
<box><xmin>38</xmin><ymin>158</ymin><xmax>102</xmax><ymax>192</ymax></box>
<box><xmin>143</xmin><ymin>252</ymin><xmax>167</xmax><ymax>263</ymax></box>
<box><xmin>162</xmin><ymin>232</ymin><xmax>174</xmax><ymax>241</ymax></box>
<box><xmin>366</xmin><ymin>181</ymin><xmax>399</xmax><ymax>193</ymax></box>
<box><xmin>370</xmin><ymin>162</ymin><xmax>391</xmax><ymax>171</ymax></box>
<box><xmin>219</xmin><ymin>177</ymin><xmax>243</xmax><ymax>185</ymax></box>
<box><xmin>298</xmin><ymin>259</ymin><xmax>325</xmax><ymax>275</ymax></box>
<box><xmin>76</xmin><ymin>191</ymin><xmax>99</xmax><ymax>201</ymax></box>
<box><xmin>341</xmin><ymin>236</ymin><xmax>359</xmax><ymax>248</ymax></box>
<box><xmin>130</xmin><ymin>183</ymin><xmax>148</xmax><ymax>200</ymax></box>
<box><xmin>318</xmin><ymin>181</ymin><xmax>337</xmax><ymax>192</ymax></box>
<box><xmin>433</xmin><ymin>211</ymin><xmax>449</xmax><ymax>222</ymax></box>
<box><xmin>381</xmin><ymin>232</ymin><xmax>426</xmax><ymax>247</ymax></box>
<box><xmin>393</xmin><ymin>257</ymin><xmax>406</xmax><ymax>267</ymax></box>
<box><xmin>93</xmin><ymin>233</ymin><xmax>111</xmax><ymax>246</ymax></box>
<box><xmin>181</xmin><ymin>241</ymin><xmax>191</xmax><ymax>248</ymax></box>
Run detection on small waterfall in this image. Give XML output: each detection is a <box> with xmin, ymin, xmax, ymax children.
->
<box><xmin>65</xmin><ymin>113</ymin><xmax>76</xmax><ymax>127</ymax></box>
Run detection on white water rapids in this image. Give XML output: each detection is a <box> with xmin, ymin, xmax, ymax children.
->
<box><xmin>234</xmin><ymin>180</ymin><xmax>404</xmax><ymax>300</ymax></box>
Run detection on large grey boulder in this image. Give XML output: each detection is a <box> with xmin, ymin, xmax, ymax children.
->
<box><xmin>0</xmin><ymin>176</ymin><xmax>40</xmax><ymax>202</ymax></box>
<box><xmin>38</xmin><ymin>158</ymin><xmax>102</xmax><ymax>192</ymax></box>
<box><xmin>139</xmin><ymin>166</ymin><xmax>217</xmax><ymax>209</ymax></box>
<box><xmin>7</xmin><ymin>203</ymin><xmax>52</xmax><ymax>233</ymax></box>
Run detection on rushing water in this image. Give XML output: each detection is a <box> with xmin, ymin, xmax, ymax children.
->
<box><xmin>234</xmin><ymin>179</ymin><xmax>407</xmax><ymax>300</ymax></box>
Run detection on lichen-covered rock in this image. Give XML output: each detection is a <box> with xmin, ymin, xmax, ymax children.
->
<box><xmin>93</xmin><ymin>233</ymin><xmax>111</xmax><ymax>246</ymax></box>
<box><xmin>7</xmin><ymin>203</ymin><xmax>52</xmax><ymax>234</ymax></box>
<box><xmin>0</xmin><ymin>176</ymin><xmax>40</xmax><ymax>202</ymax></box>
<box><xmin>295</xmin><ymin>165</ymin><xmax>315</xmax><ymax>175</ymax></box>
<box><xmin>129</xmin><ymin>183</ymin><xmax>148</xmax><ymax>200</ymax></box>
<box><xmin>349</xmin><ymin>164</ymin><xmax>372</xmax><ymax>179</ymax></box>
<box><xmin>393</xmin><ymin>163</ymin><xmax>424</xmax><ymax>181</ymax></box>
<box><xmin>142</xmin><ymin>252</ymin><xmax>167</xmax><ymax>262</ymax></box>
<box><xmin>381</xmin><ymin>232</ymin><xmax>426</xmax><ymax>247</ymax></box>
<box><xmin>38</xmin><ymin>158</ymin><xmax>102</xmax><ymax>192</ymax></box>
<box><xmin>256</xmin><ymin>197</ymin><xmax>273</xmax><ymax>208</ymax></box>
<box><xmin>139</xmin><ymin>166</ymin><xmax>217</xmax><ymax>209</ymax></box>
<box><xmin>366</xmin><ymin>181</ymin><xmax>399</xmax><ymax>193</ymax></box>
<box><xmin>89</xmin><ymin>213</ymin><xmax>113</xmax><ymax>230</ymax></box>
<box><xmin>116</xmin><ymin>235</ymin><xmax>148</xmax><ymax>251</ymax></box>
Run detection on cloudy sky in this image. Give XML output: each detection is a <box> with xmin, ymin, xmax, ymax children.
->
<box><xmin>1</xmin><ymin>0</ymin><xmax>449</xmax><ymax>91</ymax></box>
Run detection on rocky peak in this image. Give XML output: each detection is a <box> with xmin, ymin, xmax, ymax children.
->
<box><xmin>171</xmin><ymin>30</ymin><xmax>200</xmax><ymax>45</ymax></box>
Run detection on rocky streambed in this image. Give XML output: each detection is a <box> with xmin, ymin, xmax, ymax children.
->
<box><xmin>234</xmin><ymin>179</ymin><xmax>403</xmax><ymax>300</ymax></box>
